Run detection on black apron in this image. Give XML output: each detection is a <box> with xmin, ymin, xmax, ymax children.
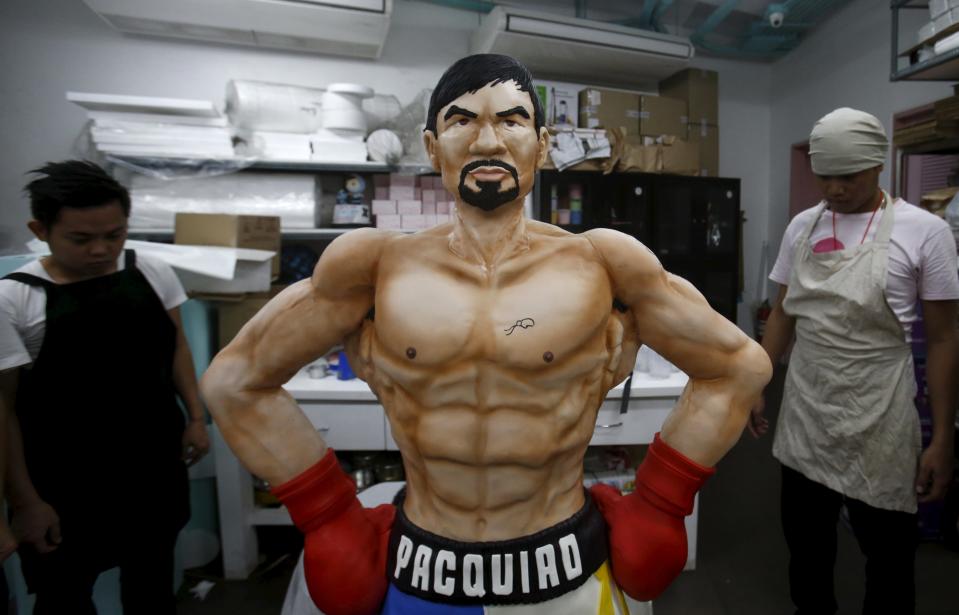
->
<box><xmin>6</xmin><ymin>250</ymin><xmax>188</xmax><ymax>556</ymax></box>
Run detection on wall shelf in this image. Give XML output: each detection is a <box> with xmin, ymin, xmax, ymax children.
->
<box><xmin>105</xmin><ymin>154</ymin><xmax>434</xmax><ymax>175</ymax></box>
<box><xmin>891</xmin><ymin>0</ymin><xmax>959</xmax><ymax>81</ymax></box>
<box><xmin>126</xmin><ymin>227</ymin><xmax>379</xmax><ymax>239</ymax></box>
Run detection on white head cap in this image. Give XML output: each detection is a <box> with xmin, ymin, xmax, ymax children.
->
<box><xmin>808</xmin><ymin>107</ymin><xmax>888</xmax><ymax>176</ymax></box>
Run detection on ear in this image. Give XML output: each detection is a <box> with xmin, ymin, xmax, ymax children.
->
<box><xmin>423</xmin><ymin>130</ymin><xmax>441</xmax><ymax>173</ymax></box>
<box><xmin>534</xmin><ymin>126</ymin><xmax>550</xmax><ymax>170</ymax></box>
<box><xmin>27</xmin><ymin>220</ymin><xmax>48</xmax><ymax>242</ymax></box>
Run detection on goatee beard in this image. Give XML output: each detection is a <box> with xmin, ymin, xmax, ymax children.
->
<box><xmin>458</xmin><ymin>160</ymin><xmax>520</xmax><ymax>212</ymax></box>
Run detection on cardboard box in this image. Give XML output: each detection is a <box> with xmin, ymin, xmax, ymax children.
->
<box><xmin>174</xmin><ymin>213</ymin><xmax>280</xmax><ymax>278</ymax></box>
<box><xmin>215</xmin><ymin>285</ymin><xmax>285</xmax><ymax>348</ymax></box>
<box><xmin>390</xmin><ymin>186</ymin><xmax>416</xmax><ymax>201</ymax></box>
<box><xmin>660</xmin><ymin>138</ymin><xmax>700</xmax><ymax>176</ymax></box>
<box><xmin>216</xmin><ymin>294</ymin><xmax>270</xmax><ymax>348</ymax></box>
<box><xmin>686</xmin><ymin>122</ymin><xmax>719</xmax><ymax>177</ymax></box>
<box><xmin>658</xmin><ymin>68</ymin><xmax>719</xmax><ymax>126</ymax></box>
<box><xmin>176</xmin><ymin>247</ymin><xmax>275</xmax><ymax>295</ymax></box>
<box><xmin>376</xmin><ymin>214</ymin><xmax>402</xmax><ymax>229</ymax></box>
<box><xmin>401</xmin><ymin>214</ymin><xmax>427</xmax><ymax>229</ymax></box>
<box><xmin>397</xmin><ymin>200</ymin><xmax>422</xmax><ymax>215</ymax></box>
<box><xmin>534</xmin><ymin>80</ymin><xmax>580</xmax><ymax>127</ymax></box>
<box><xmin>638</xmin><ymin>95</ymin><xmax>687</xmax><ymax>138</ymax></box>
<box><xmin>579</xmin><ymin>88</ymin><xmax>640</xmax><ymax>135</ymax></box>
<box><xmin>372</xmin><ymin>200</ymin><xmax>396</xmax><ymax>215</ymax></box>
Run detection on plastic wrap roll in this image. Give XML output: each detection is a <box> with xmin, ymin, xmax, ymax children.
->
<box><xmin>322</xmin><ymin>83</ymin><xmax>374</xmax><ymax>132</ymax></box>
<box><xmin>363</xmin><ymin>94</ymin><xmax>402</xmax><ymax>132</ymax></box>
<box><xmin>130</xmin><ymin>173</ymin><xmax>318</xmax><ymax>228</ymax></box>
<box><xmin>225</xmin><ymin>80</ymin><xmax>324</xmax><ymax>134</ymax></box>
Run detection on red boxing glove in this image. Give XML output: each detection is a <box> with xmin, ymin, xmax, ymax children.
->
<box><xmin>590</xmin><ymin>433</ymin><xmax>714</xmax><ymax>601</ymax></box>
<box><xmin>272</xmin><ymin>449</ymin><xmax>395</xmax><ymax>615</ymax></box>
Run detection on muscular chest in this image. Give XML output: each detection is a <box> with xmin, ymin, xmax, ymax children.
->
<box><xmin>372</xmin><ymin>261</ymin><xmax>612</xmax><ymax>369</ymax></box>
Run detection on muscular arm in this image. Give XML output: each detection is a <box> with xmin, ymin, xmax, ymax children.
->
<box><xmin>201</xmin><ymin>229</ymin><xmax>388</xmax><ymax>485</ymax></box>
<box><xmin>917</xmin><ymin>299</ymin><xmax>958</xmax><ymax>501</ymax></box>
<box><xmin>587</xmin><ymin>229</ymin><xmax>772</xmax><ymax>466</ymax></box>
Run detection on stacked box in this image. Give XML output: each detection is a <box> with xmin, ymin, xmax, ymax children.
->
<box><xmin>658</xmin><ymin>68</ymin><xmax>718</xmax><ymax>126</ymax></box>
<box><xmin>374</xmin><ymin>174</ymin><xmax>454</xmax><ymax>231</ymax></box>
<box><xmin>660</xmin><ymin>69</ymin><xmax>720</xmax><ymax>177</ymax></box>
<box><xmin>638</xmin><ymin>95</ymin><xmax>686</xmax><ymax>138</ymax></box>
<box><xmin>579</xmin><ymin>88</ymin><xmax>640</xmax><ymax>135</ymax></box>
<box><xmin>686</xmin><ymin>123</ymin><xmax>720</xmax><ymax>177</ymax></box>
<box><xmin>578</xmin><ymin>88</ymin><xmax>686</xmax><ymax>138</ymax></box>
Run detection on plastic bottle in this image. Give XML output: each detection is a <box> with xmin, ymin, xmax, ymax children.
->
<box><xmin>550</xmin><ymin>184</ymin><xmax>559</xmax><ymax>225</ymax></box>
<box><xmin>569</xmin><ymin>183</ymin><xmax>583</xmax><ymax>225</ymax></box>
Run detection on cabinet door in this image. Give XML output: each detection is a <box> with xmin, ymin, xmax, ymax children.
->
<box><xmin>606</xmin><ymin>174</ymin><xmax>653</xmax><ymax>244</ymax></box>
<box><xmin>701</xmin><ymin>180</ymin><xmax>739</xmax><ymax>257</ymax></box>
<box><xmin>651</xmin><ymin>178</ymin><xmax>696</xmax><ymax>258</ymax></box>
<box><xmin>653</xmin><ymin>176</ymin><xmax>740</xmax><ymax>322</ymax></box>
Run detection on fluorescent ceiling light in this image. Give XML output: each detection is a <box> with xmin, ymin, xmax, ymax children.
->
<box><xmin>507</xmin><ymin>15</ymin><xmax>692</xmax><ymax>57</ymax></box>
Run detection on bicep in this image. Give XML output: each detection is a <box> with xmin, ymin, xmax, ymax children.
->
<box><xmin>632</xmin><ymin>269</ymin><xmax>749</xmax><ymax>380</ymax></box>
<box><xmin>212</xmin><ymin>228</ymin><xmax>385</xmax><ymax>389</ymax></box>
<box><xmin>587</xmin><ymin>228</ymin><xmax>752</xmax><ymax>380</ymax></box>
<box><xmin>224</xmin><ymin>277</ymin><xmax>373</xmax><ymax>390</ymax></box>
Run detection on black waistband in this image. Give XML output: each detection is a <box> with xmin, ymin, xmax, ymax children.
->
<box><xmin>387</xmin><ymin>490</ymin><xmax>608</xmax><ymax>605</ymax></box>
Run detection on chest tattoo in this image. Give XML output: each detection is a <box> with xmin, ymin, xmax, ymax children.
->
<box><xmin>504</xmin><ymin>318</ymin><xmax>535</xmax><ymax>336</ymax></box>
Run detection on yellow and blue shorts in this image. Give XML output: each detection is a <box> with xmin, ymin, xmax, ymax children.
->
<box><xmin>382</xmin><ymin>491</ymin><xmax>638</xmax><ymax>614</ymax></box>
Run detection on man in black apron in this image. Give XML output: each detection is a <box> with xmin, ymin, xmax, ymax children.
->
<box><xmin>1</xmin><ymin>161</ymin><xmax>209</xmax><ymax>613</ymax></box>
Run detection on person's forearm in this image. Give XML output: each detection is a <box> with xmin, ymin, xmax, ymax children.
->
<box><xmin>202</xmin><ymin>353</ymin><xmax>327</xmax><ymax>485</ymax></box>
<box><xmin>760</xmin><ymin>303</ymin><xmax>795</xmax><ymax>365</ymax></box>
<box><xmin>925</xmin><ymin>336</ymin><xmax>958</xmax><ymax>450</ymax></box>
<box><xmin>5</xmin><ymin>413</ymin><xmax>42</xmax><ymax>507</ymax></box>
<box><xmin>172</xmin><ymin>328</ymin><xmax>205</xmax><ymax>424</ymax></box>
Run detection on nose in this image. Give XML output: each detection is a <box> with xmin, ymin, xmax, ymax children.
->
<box><xmin>821</xmin><ymin>178</ymin><xmax>845</xmax><ymax>199</ymax></box>
<box><xmin>468</xmin><ymin>122</ymin><xmax>506</xmax><ymax>156</ymax></box>
<box><xmin>88</xmin><ymin>239</ymin><xmax>110</xmax><ymax>257</ymax></box>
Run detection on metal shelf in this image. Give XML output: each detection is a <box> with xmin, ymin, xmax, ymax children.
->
<box><xmin>127</xmin><ymin>227</ymin><xmax>420</xmax><ymax>240</ymax></box>
<box><xmin>891</xmin><ymin>0</ymin><xmax>959</xmax><ymax>81</ymax></box>
<box><xmin>106</xmin><ymin>154</ymin><xmax>434</xmax><ymax>175</ymax></box>
<box><xmin>894</xmin><ymin>46</ymin><xmax>959</xmax><ymax>81</ymax></box>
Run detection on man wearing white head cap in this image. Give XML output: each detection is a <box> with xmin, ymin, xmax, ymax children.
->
<box><xmin>752</xmin><ymin>108</ymin><xmax>959</xmax><ymax>614</ymax></box>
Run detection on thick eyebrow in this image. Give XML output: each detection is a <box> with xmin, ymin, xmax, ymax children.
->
<box><xmin>444</xmin><ymin>105</ymin><xmax>478</xmax><ymax>121</ymax></box>
<box><xmin>496</xmin><ymin>106</ymin><xmax>531</xmax><ymax>119</ymax></box>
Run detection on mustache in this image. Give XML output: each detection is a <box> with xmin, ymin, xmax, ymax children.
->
<box><xmin>460</xmin><ymin>159</ymin><xmax>518</xmax><ymax>178</ymax></box>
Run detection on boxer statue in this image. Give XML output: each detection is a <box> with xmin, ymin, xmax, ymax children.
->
<box><xmin>202</xmin><ymin>54</ymin><xmax>771</xmax><ymax>614</ymax></box>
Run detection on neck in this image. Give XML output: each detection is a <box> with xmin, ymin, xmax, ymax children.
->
<box><xmin>449</xmin><ymin>199</ymin><xmax>528</xmax><ymax>270</ymax></box>
<box><xmin>41</xmin><ymin>256</ymin><xmax>116</xmax><ymax>284</ymax></box>
<box><xmin>848</xmin><ymin>187</ymin><xmax>884</xmax><ymax>214</ymax></box>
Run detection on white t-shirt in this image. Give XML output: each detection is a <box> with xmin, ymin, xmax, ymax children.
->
<box><xmin>0</xmin><ymin>251</ymin><xmax>187</xmax><ymax>364</ymax></box>
<box><xmin>770</xmin><ymin>198</ymin><xmax>959</xmax><ymax>341</ymax></box>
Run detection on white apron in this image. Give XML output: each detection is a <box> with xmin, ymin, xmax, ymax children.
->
<box><xmin>772</xmin><ymin>193</ymin><xmax>920</xmax><ymax>513</ymax></box>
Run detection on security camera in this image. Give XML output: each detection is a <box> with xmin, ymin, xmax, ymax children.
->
<box><xmin>769</xmin><ymin>11</ymin><xmax>784</xmax><ymax>28</ymax></box>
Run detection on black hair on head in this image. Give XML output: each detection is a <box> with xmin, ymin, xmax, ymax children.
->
<box><xmin>24</xmin><ymin>160</ymin><xmax>131</xmax><ymax>228</ymax></box>
<box><xmin>425</xmin><ymin>54</ymin><xmax>544</xmax><ymax>134</ymax></box>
